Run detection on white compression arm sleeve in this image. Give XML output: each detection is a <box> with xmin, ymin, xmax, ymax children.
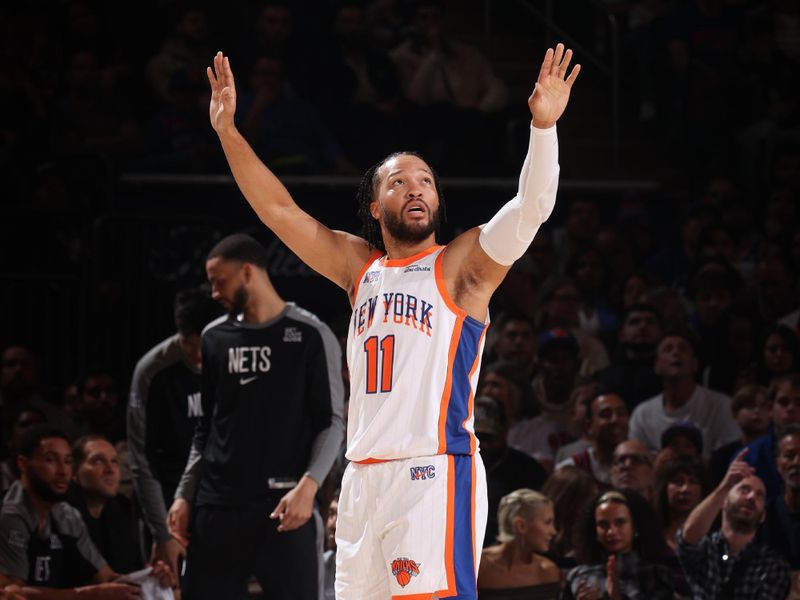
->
<box><xmin>479</xmin><ymin>124</ymin><xmax>559</xmax><ymax>265</ymax></box>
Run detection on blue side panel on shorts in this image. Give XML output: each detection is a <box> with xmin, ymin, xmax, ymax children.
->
<box><xmin>453</xmin><ymin>455</ymin><xmax>476</xmax><ymax>598</ymax></box>
<box><xmin>444</xmin><ymin>316</ymin><xmax>484</xmax><ymax>455</ymax></box>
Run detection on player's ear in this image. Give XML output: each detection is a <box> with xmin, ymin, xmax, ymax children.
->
<box><xmin>369</xmin><ymin>198</ymin><xmax>380</xmax><ymax>221</ymax></box>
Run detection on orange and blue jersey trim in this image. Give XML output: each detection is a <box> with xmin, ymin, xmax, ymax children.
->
<box><xmin>393</xmin><ymin>454</ymin><xmax>479</xmax><ymax>600</ymax></box>
<box><xmin>434</xmin><ymin>250</ymin><xmax>487</xmax><ymax>456</ymax></box>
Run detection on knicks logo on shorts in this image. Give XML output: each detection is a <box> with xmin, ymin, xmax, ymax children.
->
<box><xmin>391</xmin><ymin>557</ymin><xmax>421</xmax><ymax>588</ymax></box>
<box><xmin>410</xmin><ymin>465</ymin><xmax>435</xmax><ymax>480</ymax></box>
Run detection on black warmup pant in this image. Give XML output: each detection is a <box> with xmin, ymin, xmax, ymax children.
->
<box><xmin>183</xmin><ymin>501</ymin><xmax>320</xmax><ymax>600</ymax></box>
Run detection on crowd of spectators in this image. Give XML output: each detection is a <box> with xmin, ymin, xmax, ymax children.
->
<box><xmin>2</xmin><ymin>0</ymin><xmax>800</xmax><ymax>598</ymax></box>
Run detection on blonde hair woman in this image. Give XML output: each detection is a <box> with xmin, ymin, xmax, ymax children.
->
<box><xmin>478</xmin><ymin>489</ymin><xmax>561</xmax><ymax>599</ymax></box>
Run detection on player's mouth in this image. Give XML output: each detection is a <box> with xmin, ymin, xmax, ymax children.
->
<box><xmin>404</xmin><ymin>201</ymin><xmax>428</xmax><ymax>216</ymax></box>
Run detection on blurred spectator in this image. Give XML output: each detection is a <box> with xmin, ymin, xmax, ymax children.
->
<box><xmin>235</xmin><ymin>3</ymin><xmax>311</xmax><ymax>95</ymax></box>
<box><xmin>557</xmin><ymin>391</ymin><xmax>629</xmax><ymax>490</ymax></box>
<box><xmin>68</xmin><ymin>435</ymin><xmax>142</xmax><ymax>574</ymax></box>
<box><xmin>658</xmin><ymin>423</ymin><xmax>703</xmax><ymax>464</ymax></box>
<box><xmin>752</xmin><ymin>324</ymin><xmax>800</xmax><ymax>386</ymax></box>
<box><xmin>628</xmin><ymin>333</ymin><xmax>740</xmax><ymax>460</ymax></box>
<box><xmin>755</xmin><ymin>254</ymin><xmax>798</xmax><ymax>324</ymax></box>
<box><xmin>237</xmin><ymin>55</ymin><xmax>357</xmax><ymax>174</ymax></box>
<box><xmin>542</xmin><ymin>467</ymin><xmax>597</xmax><ymax>568</ymax></box>
<box><xmin>389</xmin><ymin>1</ymin><xmax>507</xmax><ymax>112</ymax></box>
<box><xmin>388</xmin><ymin>0</ymin><xmax>507</xmax><ymax>173</ymax></box>
<box><xmin>654</xmin><ymin>456</ymin><xmax>707</xmax><ymax>598</ymax></box>
<box><xmin>65</xmin><ymin>370</ymin><xmax>125</xmax><ymax>443</ymax></box>
<box><xmin>654</xmin><ymin>457</ymin><xmax>707</xmax><ymax>553</ymax></box>
<box><xmin>689</xmin><ymin>266</ymin><xmax>741</xmax><ymax>393</ymax></box>
<box><xmin>677</xmin><ymin>454</ymin><xmax>790</xmax><ymax>600</ymax></box>
<box><xmin>761</xmin><ymin>425</ymin><xmax>800</xmax><ymax>570</ymax></box>
<box><xmin>553</xmin><ymin>379</ymin><xmax>601</xmax><ymax>464</ymax></box>
<box><xmin>127</xmin><ymin>286</ymin><xmax>221</xmax><ymax>573</ymax></box>
<box><xmin>538</xmin><ymin>279</ymin><xmax>610</xmax><ymax>376</ymax></box>
<box><xmin>0</xmin><ymin>409</ymin><xmax>46</xmax><ymax>497</ymax></box>
<box><xmin>52</xmin><ymin>49</ymin><xmax>143</xmax><ymax>157</ymax></box>
<box><xmin>743</xmin><ymin>373</ymin><xmax>800</xmax><ymax>501</ymax></box>
<box><xmin>567</xmin><ymin>247</ymin><xmax>620</xmax><ymax>346</ymax></box>
<box><xmin>474</xmin><ymin>396</ymin><xmax>547</xmax><ymax>547</ymax></box>
<box><xmin>709</xmin><ymin>384</ymin><xmax>772</xmax><ymax>487</ymax></box>
<box><xmin>511</xmin><ymin>329</ymin><xmax>582</xmax><ymax>467</ymax></box>
<box><xmin>1</xmin><ymin>346</ymin><xmax>65</xmax><ymax>441</ymax></box>
<box><xmin>621</xmin><ymin>272</ymin><xmax>654</xmax><ymax>310</ymax></box>
<box><xmin>553</xmin><ymin>199</ymin><xmax>602</xmax><ymax>272</ymax></box>
<box><xmin>477</xmin><ymin>489</ymin><xmax>560</xmax><ymax>599</ymax></box>
<box><xmin>562</xmin><ymin>489</ymin><xmax>673</xmax><ymax>600</ymax></box>
<box><xmin>610</xmin><ymin>440</ymin><xmax>655</xmax><ymax>501</ymax></box>
<box><xmin>314</xmin><ymin>2</ymin><xmax>404</xmax><ymax>167</ymax></box>
<box><xmin>490</xmin><ymin>312</ymin><xmax>537</xmax><ymax>377</ymax></box>
<box><xmin>646</xmin><ymin>204</ymin><xmax>716</xmax><ymax>292</ymax></box>
<box><xmin>594</xmin><ymin>304</ymin><xmax>664</xmax><ymax>411</ymax></box>
<box><xmin>146</xmin><ymin>6</ymin><xmax>212</xmax><ymax>104</ymax></box>
<box><xmin>479</xmin><ymin>361</ymin><xmax>536</xmax><ymax>437</ymax></box>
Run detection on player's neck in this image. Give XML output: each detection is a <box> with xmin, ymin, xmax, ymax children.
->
<box><xmin>242</xmin><ymin>284</ymin><xmax>287</xmax><ymax>324</ymax></box>
<box><xmin>382</xmin><ymin>235</ymin><xmax>438</xmax><ymax>261</ymax></box>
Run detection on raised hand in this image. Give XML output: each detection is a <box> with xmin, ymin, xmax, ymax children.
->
<box><xmin>207</xmin><ymin>51</ymin><xmax>237</xmax><ymax>135</ymax></box>
<box><xmin>528</xmin><ymin>43</ymin><xmax>580</xmax><ymax>129</ymax></box>
<box><xmin>720</xmin><ymin>447</ymin><xmax>754</xmax><ymax>491</ymax></box>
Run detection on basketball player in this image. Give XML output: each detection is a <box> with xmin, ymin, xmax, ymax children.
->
<box><xmin>205</xmin><ymin>43</ymin><xmax>579</xmax><ymax>599</ymax></box>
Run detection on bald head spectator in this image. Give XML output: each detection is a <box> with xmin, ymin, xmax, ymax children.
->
<box><xmin>628</xmin><ymin>333</ymin><xmax>740</xmax><ymax>460</ymax></box>
<box><xmin>611</xmin><ymin>440</ymin><xmax>655</xmax><ymax>500</ymax></box>
<box><xmin>594</xmin><ymin>304</ymin><xmax>664</xmax><ymax>411</ymax></box>
<box><xmin>742</xmin><ymin>373</ymin><xmax>800</xmax><ymax>502</ymax></box>
<box><xmin>556</xmin><ymin>391</ymin><xmax>628</xmax><ymax>489</ymax></box>
<box><xmin>677</xmin><ymin>452</ymin><xmax>790</xmax><ymax>600</ymax></box>
<box><xmin>474</xmin><ymin>396</ymin><xmax>547</xmax><ymax>546</ymax></box>
<box><xmin>762</xmin><ymin>425</ymin><xmax>800</xmax><ymax>571</ymax></box>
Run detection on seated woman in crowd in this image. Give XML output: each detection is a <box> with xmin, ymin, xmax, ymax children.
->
<box><xmin>653</xmin><ymin>457</ymin><xmax>707</xmax><ymax>598</ymax></box>
<box><xmin>542</xmin><ymin>466</ymin><xmax>597</xmax><ymax>568</ymax></box>
<box><xmin>561</xmin><ymin>489</ymin><xmax>673</xmax><ymax>600</ymax></box>
<box><xmin>478</xmin><ymin>489</ymin><xmax>561</xmax><ymax>600</ymax></box>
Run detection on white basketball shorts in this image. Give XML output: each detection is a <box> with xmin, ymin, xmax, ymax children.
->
<box><xmin>334</xmin><ymin>453</ymin><xmax>487</xmax><ymax>600</ymax></box>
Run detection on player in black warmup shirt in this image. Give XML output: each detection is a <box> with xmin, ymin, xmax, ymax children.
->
<box><xmin>127</xmin><ymin>286</ymin><xmax>221</xmax><ymax>575</ymax></box>
<box><xmin>167</xmin><ymin>234</ymin><xmax>345</xmax><ymax>600</ymax></box>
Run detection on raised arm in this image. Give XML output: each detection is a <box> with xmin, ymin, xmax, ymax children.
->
<box><xmin>442</xmin><ymin>44</ymin><xmax>580</xmax><ymax>320</ymax></box>
<box><xmin>681</xmin><ymin>448</ymin><xmax>753</xmax><ymax>544</ymax></box>
<box><xmin>207</xmin><ymin>52</ymin><xmax>372</xmax><ymax>295</ymax></box>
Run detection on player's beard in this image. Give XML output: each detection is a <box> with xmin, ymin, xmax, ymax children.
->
<box><xmin>28</xmin><ymin>470</ymin><xmax>68</xmax><ymax>503</ymax></box>
<box><xmin>382</xmin><ymin>204</ymin><xmax>441</xmax><ymax>245</ymax></box>
<box><xmin>229</xmin><ymin>285</ymin><xmax>249</xmax><ymax>318</ymax></box>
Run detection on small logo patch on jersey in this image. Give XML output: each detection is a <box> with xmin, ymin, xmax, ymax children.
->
<box><xmin>283</xmin><ymin>327</ymin><xmax>302</xmax><ymax>343</ymax></box>
<box><xmin>409</xmin><ymin>465</ymin><xmax>436</xmax><ymax>480</ymax></box>
<box><xmin>50</xmin><ymin>535</ymin><xmax>62</xmax><ymax>550</ymax></box>
<box><xmin>391</xmin><ymin>557</ymin><xmax>421</xmax><ymax>588</ymax></box>
<box><xmin>363</xmin><ymin>270</ymin><xmax>380</xmax><ymax>284</ymax></box>
<box><xmin>403</xmin><ymin>265</ymin><xmax>431</xmax><ymax>273</ymax></box>
<box><xmin>239</xmin><ymin>376</ymin><xmax>258</xmax><ymax>385</ymax></box>
<box><xmin>8</xmin><ymin>530</ymin><xmax>26</xmax><ymax>549</ymax></box>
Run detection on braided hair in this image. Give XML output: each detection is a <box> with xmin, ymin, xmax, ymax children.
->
<box><xmin>356</xmin><ymin>151</ymin><xmax>446</xmax><ymax>252</ymax></box>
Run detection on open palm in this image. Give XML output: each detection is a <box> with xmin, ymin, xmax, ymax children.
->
<box><xmin>207</xmin><ymin>51</ymin><xmax>237</xmax><ymax>134</ymax></box>
<box><xmin>528</xmin><ymin>43</ymin><xmax>580</xmax><ymax>128</ymax></box>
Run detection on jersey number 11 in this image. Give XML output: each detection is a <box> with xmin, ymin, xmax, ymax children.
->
<box><xmin>364</xmin><ymin>335</ymin><xmax>395</xmax><ymax>393</ymax></box>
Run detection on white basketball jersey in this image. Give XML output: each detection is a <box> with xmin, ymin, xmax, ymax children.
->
<box><xmin>346</xmin><ymin>245</ymin><xmax>488</xmax><ymax>462</ymax></box>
